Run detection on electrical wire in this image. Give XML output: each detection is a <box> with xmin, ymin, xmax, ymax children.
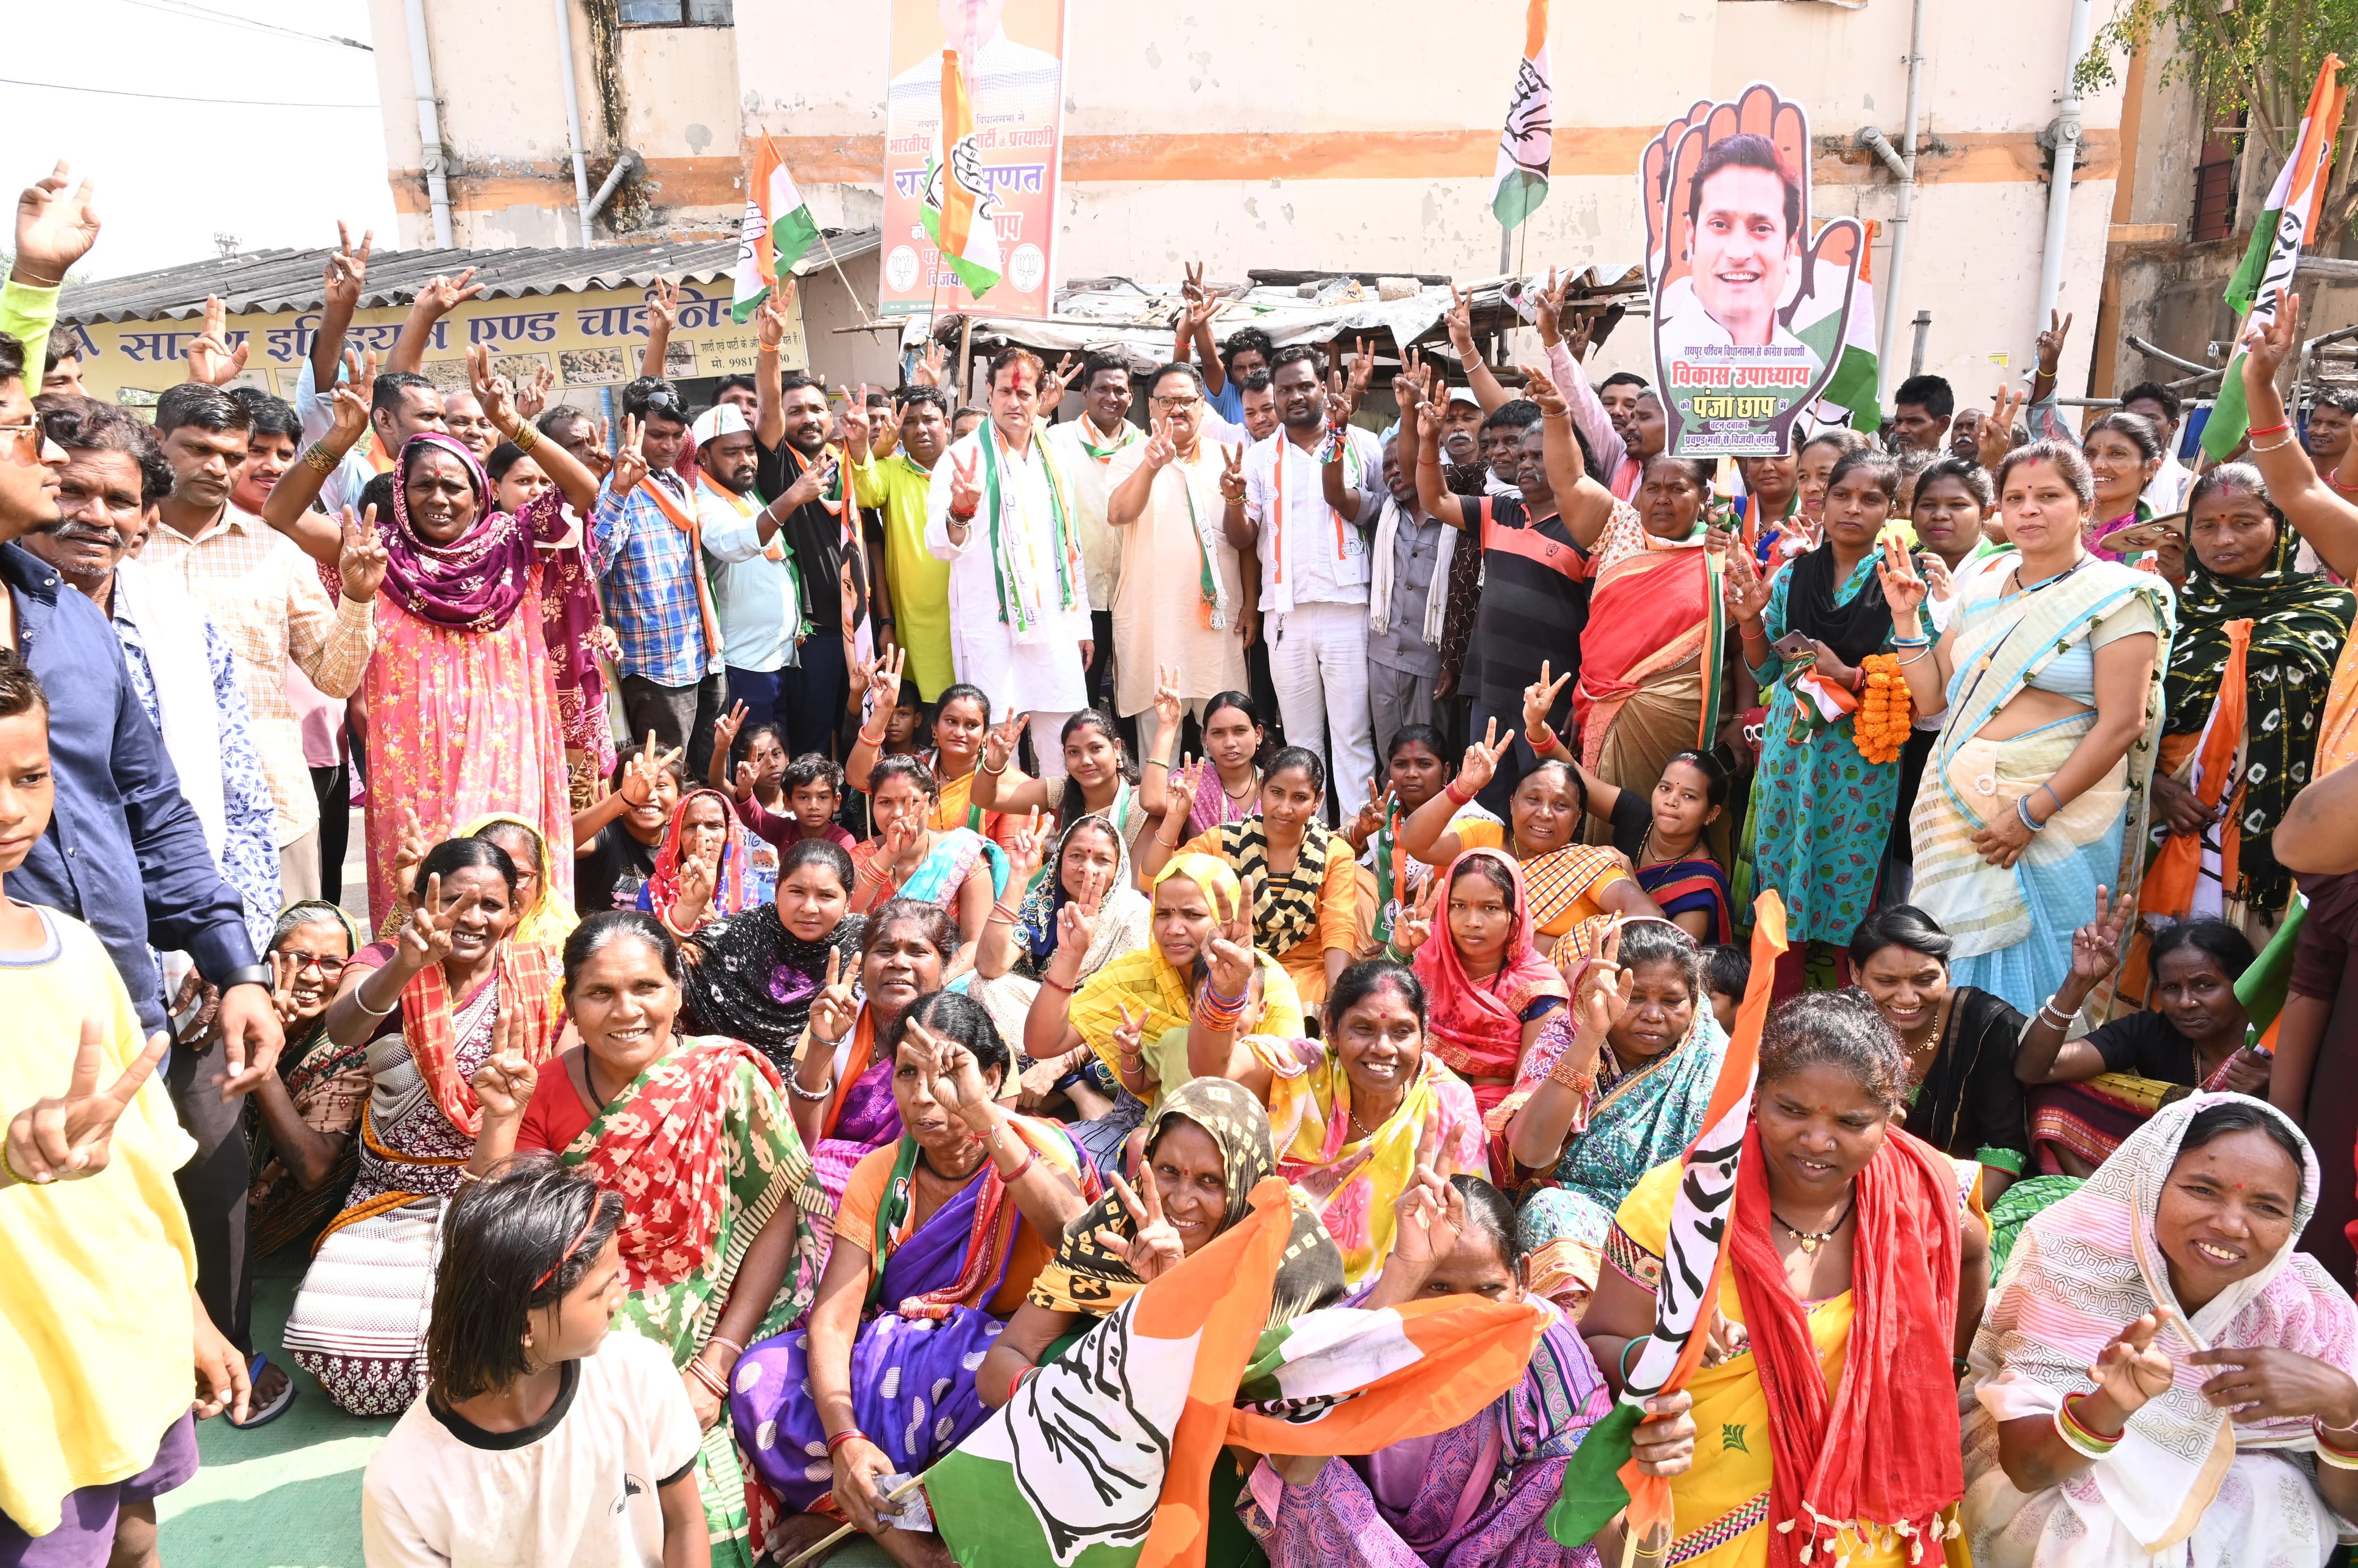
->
<box><xmin>103</xmin><ymin>0</ymin><xmax>374</xmax><ymax>49</ymax></box>
<box><xmin>0</xmin><ymin>77</ymin><xmax>377</xmax><ymax>109</ymax></box>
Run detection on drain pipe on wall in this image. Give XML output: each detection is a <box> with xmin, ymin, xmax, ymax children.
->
<box><xmin>553</xmin><ymin>0</ymin><xmax>596</xmax><ymax>246</ymax></box>
<box><xmin>403</xmin><ymin>0</ymin><xmax>453</xmax><ymax>248</ymax></box>
<box><xmin>1855</xmin><ymin>0</ymin><xmax>1927</xmax><ymax>411</ymax></box>
<box><xmin>2036</xmin><ymin>0</ymin><xmax>2097</xmax><ymax>332</ymax></box>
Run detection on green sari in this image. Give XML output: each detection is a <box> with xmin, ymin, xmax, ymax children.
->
<box><xmin>560</xmin><ymin>1035</ymin><xmax>828</xmax><ymax>1568</ymax></box>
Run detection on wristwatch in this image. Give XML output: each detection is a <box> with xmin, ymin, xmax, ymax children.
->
<box><xmin>214</xmin><ymin>963</ymin><xmax>272</xmax><ymax>993</ymax></box>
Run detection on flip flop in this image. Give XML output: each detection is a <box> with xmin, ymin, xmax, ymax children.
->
<box><xmin>226</xmin><ymin>1354</ymin><xmax>298</xmax><ymax>1429</ymax></box>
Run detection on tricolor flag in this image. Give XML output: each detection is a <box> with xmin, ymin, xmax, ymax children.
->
<box><xmin>921</xmin><ymin>48</ymin><xmax>1004</xmax><ymax>300</ymax></box>
<box><xmin>1489</xmin><ymin>0</ymin><xmax>1553</xmax><ymax>229</ymax></box>
<box><xmin>2238</xmin><ymin>892</ymin><xmax>2308</xmax><ymax>1057</ymax></box>
<box><xmin>927</xmin><ymin>1180</ymin><xmax>1542</xmax><ymax>1568</ymax></box>
<box><xmin>1549</xmin><ymin>892</ymin><xmax>1789</xmax><ymax>1551</ymax></box>
<box><xmin>1804</xmin><ymin>220</ymin><xmax>1880</xmax><ymax>429</ymax></box>
<box><xmin>2204</xmin><ymin>55</ymin><xmax>2346</xmax><ymax>460</ymax></box>
<box><xmin>730</xmin><ymin>134</ymin><xmax>820</xmax><ymax>324</ymax></box>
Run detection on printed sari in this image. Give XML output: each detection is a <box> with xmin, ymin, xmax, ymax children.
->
<box><xmin>638</xmin><ymin>787</ymin><xmax>760</xmax><ymax>932</ymax></box>
<box><xmin>1910</xmin><ymin>558</ymin><xmax>2172</xmax><ymax>1014</ymax></box>
<box><xmin>1636</xmin><ymin>855</ymin><xmax>1734</xmax><ymax>946</ymax></box>
<box><xmin>559</xmin><ymin>1036</ymin><xmax>829</xmax><ymax>1568</ymax></box>
<box><xmin>851</xmin><ymin>822</ymin><xmax>1008</xmax><ymax>908</ymax></box>
<box><xmin>1237</xmin><ymin>1035</ymin><xmax>1486</xmax><ymax>1284</ymax></box>
<box><xmin>973</xmin><ymin>813</ymin><xmax>1151</xmax><ymax>1064</ymax></box>
<box><xmin>1576</xmin><ymin>507</ymin><xmax>1725</xmax><ymax>806</ymax></box>
<box><xmin>535</xmin><ymin>523</ymin><xmax>616</xmax><ymax>812</ymax></box>
<box><xmin>1176</xmin><ymin>814</ymin><xmax>1355</xmax><ymax>1006</ymax></box>
<box><xmin>282</xmin><ymin>938</ymin><xmax>561</xmax><ymax>1414</ymax></box>
<box><xmin>1411</xmin><ymin>848</ymin><xmax>1568</xmax><ymax>1117</ymax></box>
<box><xmin>728</xmin><ymin>1117</ymin><xmax>1097</xmax><ymax>1512</ymax></box>
<box><xmin>245</xmin><ymin>1013</ymin><xmax>370</xmax><ymax>1257</ymax></box>
<box><xmin>1241</xmin><ymin>1307</ymin><xmax>1612</xmax><ymax>1568</ymax></box>
<box><xmin>1495</xmin><ymin>1004</ymin><xmax>1729</xmax><ymax>1311</ymax></box>
<box><xmin>808</xmin><ymin>1002</ymin><xmax>902</xmax><ymax>1211</ymax></box>
<box><xmin>1963</xmin><ymin>1094</ymin><xmax>2358</xmax><ymax>1568</ymax></box>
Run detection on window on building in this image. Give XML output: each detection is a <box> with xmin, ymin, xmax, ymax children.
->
<box><xmin>618</xmin><ymin>0</ymin><xmax>730</xmax><ymax>24</ymax></box>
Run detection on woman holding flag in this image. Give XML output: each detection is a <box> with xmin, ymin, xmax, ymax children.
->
<box><xmin>1577</xmin><ymin>987</ymin><xmax>1990</xmax><ymax>1568</ymax></box>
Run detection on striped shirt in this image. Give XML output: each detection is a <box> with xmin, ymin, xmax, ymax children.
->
<box><xmin>1469</xmin><ymin>494</ymin><xmax>1589</xmax><ymax>720</ymax></box>
<box><xmin>587</xmin><ymin>470</ymin><xmax>720</xmax><ymax>687</ymax></box>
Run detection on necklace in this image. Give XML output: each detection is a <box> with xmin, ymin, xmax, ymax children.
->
<box><xmin>1222</xmin><ymin>768</ymin><xmax>1260</xmax><ymax>806</ymax></box>
<box><xmin>1771</xmin><ymin>1195</ymin><xmax>1855</xmax><ymax>1256</ymax></box>
<box><xmin>1638</xmin><ymin>823</ymin><xmax>1699</xmax><ymax>870</ymax></box>
<box><xmin>2009</xmin><ymin>553</ymin><xmax>2090</xmax><ymax>596</ymax></box>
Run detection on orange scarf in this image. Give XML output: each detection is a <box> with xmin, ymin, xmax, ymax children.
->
<box><xmin>639</xmin><ymin>473</ymin><xmax>724</xmax><ymax>664</ymax></box>
<box><xmin>398</xmin><ymin>939</ymin><xmax>560</xmax><ymax>1137</ymax></box>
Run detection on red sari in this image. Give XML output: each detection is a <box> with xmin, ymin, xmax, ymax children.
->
<box><xmin>1410</xmin><ymin>848</ymin><xmax>1568</xmax><ymax>1117</ymax></box>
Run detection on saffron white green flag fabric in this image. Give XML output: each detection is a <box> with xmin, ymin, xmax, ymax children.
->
<box><xmin>730</xmin><ymin>134</ymin><xmax>818</xmax><ymax>324</ymax></box>
<box><xmin>2205</xmin><ymin>55</ymin><xmax>2344</xmax><ymax>460</ymax></box>
<box><xmin>921</xmin><ymin>47</ymin><xmax>1004</xmax><ymax>300</ymax></box>
<box><xmin>1490</xmin><ymin>0</ymin><xmax>1553</xmax><ymax>229</ymax></box>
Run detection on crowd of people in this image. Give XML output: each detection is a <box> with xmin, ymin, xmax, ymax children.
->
<box><xmin>12</xmin><ymin>150</ymin><xmax>2358</xmax><ymax>1568</ymax></box>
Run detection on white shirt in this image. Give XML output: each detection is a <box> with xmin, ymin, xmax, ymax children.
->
<box><xmin>924</xmin><ymin>423</ymin><xmax>1090</xmax><ymax>711</ymax></box>
<box><xmin>2143</xmin><ymin>452</ymin><xmax>2192</xmax><ymax>513</ymax></box>
<box><xmin>1042</xmin><ymin>415</ymin><xmax>1143</xmax><ymax>613</ymax></box>
<box><xmin>698</xmin><ymin>473</ymin><xmax>803</xmax><ymax>673</ymax></box>
<box><xmin>361</xmin><ymin>1331</ymin><xmax>700</xmax><ymax>1568</ymax></box>
<box><xmin>1242</xmin><ymin>422</ymin><xmax>1380</xmax><ymax>612</ymax></box>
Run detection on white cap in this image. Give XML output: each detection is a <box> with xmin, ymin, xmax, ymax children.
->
<box><xmin>691</xmin><ymin>402</ymin><xmax>751</xmax><ymax>443</ymax></box>
<box><xmin>1448</xmin><ymin>385</ymin><xmax>1482</xmax><ymax>408</ymax></box>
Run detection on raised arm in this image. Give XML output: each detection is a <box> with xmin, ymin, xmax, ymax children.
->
<box><xmin>1535</xmin><ymin>270</ymin><xmax>1630</xmax><ymax>483</ymax></box>
<box><xmin>1182</xmin><ymin>886</ymin><xmax>1277</xmax><ymax>1097</ymax></box>
<box><xmin>753</xmin><ymin>284</ymin><xmax>792</xmax><ymax>451</ymax></box>
<box><xmin>1522</xmin><ymin>364</ymin><xmax>1615</xmax><ymax>547</ymax></box>
<box><xmin>2015</xmin><ymin>891</ymin><xmax>2132</xmax><ymax>1084</ymax></box>
<box><xmin>2239</xmin><ymin>291</ymin><xmax>2358</xmax><ymax>578</ymax></box>
<box><xmin>1181</xmin><ymin>264</ymin><xmax>1224</xmax><ymax>393</ymax></box>
<box><xmin>1219</xmin><ymin>441</ymin><xmax>1256</xmax><ymax>550</ymax></box>
<box><xmin>470</xmin><ymin>346</ymin><xmax>601</xmax><ymax>513</ymax></box>
<box><xmin>308</xmin><ymin>223</ymin><xmax>371</xmax><ymax>393</ymax></box>
<box><xmin>1505</xmin><ymin>928</ymin><xmax>1627</xmax><ymax>1171</ymax></box>
<box><xmin>1400</xmin><ymin>724</ymin><xmax>1508</xmax><ymax>866</ymax></box>
<box><xmin>1875</xmin><ymin>537</ymin><xmax>1955</xmax><ymax>717</ymax></box>
<box><xmin>390</xmin><ymin>269</ymin><xmax>480</xmax><ymax>373</ymax></box>
<box><xmin>842</xmin><ymin>647</ymin><xmax>908</xmax><ymax>793</ymax></box>
<box><xmin>266</xmin><ymin>381</ymin><xmax>371</xmax><ymax>532</ymax></box>
<box><xmin>640</xmin><ymin>279</ymin><xmax>679</xmax><ymax>379</ymax></box>
<box><xmin>1403</xmin><ymin>367</ymin><xmax>1472</xmax><ymax>531</ymax></box>
<box><xmin>1108</xmin><ymin>416</ymin><xmax>1174</xmax><ymax>528</ymax></box>
<box><xmin>1441</xmin><ymin>283</ymin><xmax>1510</xmax><ymax>414</ymax></box>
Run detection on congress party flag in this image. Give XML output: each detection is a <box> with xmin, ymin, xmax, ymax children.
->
<box><xmin>1549</xmin><ymin>891</ymin><xmax>1789</xmax><ymax>1550</ymax></box>
<box><xmin>730</xmin><ymin>134</ymin><xmax>820</xmax><ymax>324</ymax></box>
<box><xmin>2206</xmin><ymin>55</ymin><xmax>2345</xmax><ymax>460</ymax></box>
<box><xmin>926</xmin><ymin>1179</ymin><xmax>1540</xmax><ymax>1568</ymax></box>
<box><xmin>921</xmin><ymin>48</ymin><xmax>1005</xmax><ymax>300</ymax></box>
<box><xmin>1490</xmin><ymin>0</ymin><xmax>1553</xmax><ymax>229</ymax></box>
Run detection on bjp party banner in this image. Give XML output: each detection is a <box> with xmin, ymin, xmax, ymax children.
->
<box><xmin>1643</xmin><ymin>83</ymin><xmax>1872</xmax><ymax>457</ymax></box>
<box><xmin>879</xmin><ymin>0</ymin><xmax>1070</xmax><ymax>318</ymax></box>
<box><xmin>58</xmin><ymin>281</ymin><xmax>808</xmax><ymax>410</ymax></box>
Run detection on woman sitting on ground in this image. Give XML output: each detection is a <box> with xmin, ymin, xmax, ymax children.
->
<box><xmin>246</xmin><ymin>901</ymin><xmax>368</xmax><ymax>1260</ymax></box>
<box><xmin>849</xmin><ymin>756</ymin><xmax>1003</xmax><ymax>980</ymax></box>
<box><xmin>638</xmin><ymin>785</ymin><xmax>759</xmax><ymax>937</ymax></box>
<box><xmin>2016</xmin><ymin>906</ymin><xmax>2267</xmax><ymax>1178</ymax></box>
<box><xmin>980</xmin><ymin>1078</ymin><xmax>1346</xmax><ymax>1568</ymax></box>
<box><xmin>1849</xmin><ymin>905</ymin><xmax>2032</xmax><ymax>1201</ymax></box>
<box><xmin>1581</xmin><ymin>989</ymin><xmax>1992</xmax><ymax>1568</ymax></box>
<box><xmin>678</xmin><ymin>838</ymin><xmax>866</xmax><ymax>1080</ymax></box>
<box><xmin>1398</xmin><ymin>736</ymin><xmax>1663</xmax><ymax>958</ymax></box>
<box><xmin>1139</xmin><ymin>688</ymin><xmax>1268</xmax><ymax>840</ymax></box>
<box><xmin>1395</xmin><ymin>848</ymin><xmax>1568</xmax><ymax>1119</ymax></box>
<box><xmin>972</xmin><ymin>813</ymin><xmax>1150</xmax><ymax>1106</ymax></box>
<box><xmin>283</xmin><ymin>838</ymin><xmax>561</xmax><ymax>1416</ymax></box>
<box><xmin>846</xmin><ymin>658</ymin><xmax>1015</xmax><ymax>848</ymax></box>
<box><xmin>1961</xmin><ymin>1095</ymin><xmax>2358</xmax><ymax>1568</ymax></box>
<box><xmin>1343</xmin><ymin>723</ymin><xmax>1497</xmax><ymax>956</ymax></box>
<box><xmin>1188</xmin><ymin>955</ymin><xmax>1487</xmax><ymax>1284</ymax></box>
<box><xmin>728</xmin><ymin>993</ymin><xmax>1093</xmax><ymax>1568</ymax></box>
<box><xmin>971</xmin><ymin>704</ymin><xmax>1160</xmax><ymax>870</ymax></box>
<box><xmin>1496</xmin><ymin>919</ymin><xmax>1729</xmax><ymax>1312</ymax></box>
<box><xmin>1141</xmin><ymin>745</ymin><xmax>1361</xmax><ymax>1005</ymax></box>
<box><xmin>1248</xmin><ymin>1174</ymin><xmax>1697</xmax><ymax>1568</ymax></box>
<box><xmin>1025</xmin><ymin>854</ymin><xmax>1305</xmax><ymax>1167</ymax></box>
<box><xmin>468</xmin><ymin>910</ymin><xmax>832</xmax><ymax>1566</ymax></box>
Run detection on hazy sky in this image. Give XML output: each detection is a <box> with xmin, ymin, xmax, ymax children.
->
<box><xmin>4</xmin><ymin>0</ymin><xmax>401</xmax><ymax>282</ymax></box>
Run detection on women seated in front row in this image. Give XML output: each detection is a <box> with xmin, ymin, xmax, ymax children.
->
<box><xmin>728</xmin><ymin>992</ymin><xmax>1093</xmax><ymax>1568</ymax></box>
<box><xmin>1963</xmin><ymin>1095</ymin><xmax>2358</xmax><ymax>1568</ymax></box>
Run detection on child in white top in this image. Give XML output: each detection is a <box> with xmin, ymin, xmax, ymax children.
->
<box><xmin>361</xmin><ymin>1163</ymin><xmax>704</xmax><ymax>1568</ymax></box>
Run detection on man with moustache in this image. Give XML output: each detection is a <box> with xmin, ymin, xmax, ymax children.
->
<box><xmin>1323</xmin><ymin>424</ymin><xmax>1451</xmax><ymax>764</ymax></box>
<box><xmin>754</xmin><ymin>345</ymin><xmax>859</xmax><ymax>758</ymax></box>
<box><xmin>1105</xmin><ymin>362</ymin><xmax>1249</xmax><ymax>760</ymax></box>
<box><xmin>848</xmin><ymin>386</ymin><xmax>956</xmax><ymax>702</ymax></box>
<box><xmin>696</xmin><ymin>401</ymin><xmax>803</xmax><ymax>738</ymax></box>
<box><xmin>142</xmin><ymin>384</ymin><xmax>379</xmax><ymax>904</ymax></box>
<box><xmin>1224</xmin><ymin>345</ymin><xmax>1380</xmax><ymax>809</ymax></box>
<box><xmin>1044</xmin><ymin>352</ymin><xmax>1141</xmax><ymax>721</ymax></box>
<box><xmin>928</xmin><ymin>349</ymin><xmax>1091</xmax><ymax>778</ymax></box>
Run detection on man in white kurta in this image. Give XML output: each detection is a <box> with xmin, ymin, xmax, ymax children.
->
<box><xmin>926</xmin><ymin>351</ymin><xmax>1091</xmax><ymax>779</ymax></box>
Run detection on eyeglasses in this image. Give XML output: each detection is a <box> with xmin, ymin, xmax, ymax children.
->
<box><xmin>277</xmin><ymin>950</ymin><xmax>347</xmax><ymax>980</ymax></box>
<box><xmin>0</xmin><ymin>420</ymin><xmax>44</xmax><ymax>461</ymax></box>
<box><xmin>1150</xmin><ymin>395</ymin><xmax>1202</xmax><ymax>410</ymax></box>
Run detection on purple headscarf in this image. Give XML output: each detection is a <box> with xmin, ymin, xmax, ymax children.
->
<box><xmin>382</xmin><ymin>431</ymin><xmax>539</xmax><ymax>632</ymax></box>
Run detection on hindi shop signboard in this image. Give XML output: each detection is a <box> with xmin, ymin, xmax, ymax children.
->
<box><xmin>1642</xmin><ymin>84</ymin><xmax>1867</xmax><ymax>457</ymax></box>
<box><xmin>877</xmin><ymin>0</ymin><xmax>1070</xmax><ymax>319</ymax></box>
<box><xmin>58</xmin><ymin>281</ymin><xmax>809</xmax><ymax>409</ymax></box>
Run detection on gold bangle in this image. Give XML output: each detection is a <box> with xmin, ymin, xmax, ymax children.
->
<box><xmin>511</xmin><ymin>422</ymin><xmax>539</xmax><ymax>455</ymax></box>
<box><xmin>302</xmin><ymin>443</ymin><xmax>338</xmax><ymax>474</ymax></box>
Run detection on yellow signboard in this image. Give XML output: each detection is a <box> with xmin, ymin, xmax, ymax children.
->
<box><xmin>58</xmin><ymin>279</ymin><xmax>809</xmax><ymax>409</ymax></box>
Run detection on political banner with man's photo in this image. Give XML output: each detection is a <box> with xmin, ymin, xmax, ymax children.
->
<box><xmin>879</xmin><ymin>0</ymin><xmax>1070</xmax><ymax>319</ymax></box>
<box><xmin>1642</xmin><ymin>84</ymin><xmax>1872</xmax><ymax>457</ymax></box>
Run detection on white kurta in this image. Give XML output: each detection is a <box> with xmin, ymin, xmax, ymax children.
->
<box><xmin>925</xmin><ymin>425</ymin><xmax>1091</xmax><ymax>713</ymax></box>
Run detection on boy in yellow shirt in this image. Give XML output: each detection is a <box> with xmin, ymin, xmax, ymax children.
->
<box><xmin>0</xmin><ymin>655</ymin><xmax>249</xmax><ymax>1566</ymax></box>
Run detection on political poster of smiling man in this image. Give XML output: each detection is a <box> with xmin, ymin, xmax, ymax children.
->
<box><xmin>1645</xmin><ymin>84</ymin><xmax>1867</xmax><ymax>458</ymax></box>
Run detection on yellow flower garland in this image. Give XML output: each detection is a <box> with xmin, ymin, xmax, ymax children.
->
<box><xmin>1852</xmin><ymin>652</ymin><xmax>1912</xmax><ymax>764</ymax></box>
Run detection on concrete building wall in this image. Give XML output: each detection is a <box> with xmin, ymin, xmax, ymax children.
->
<box><xmin>372</xmin><ymin>0</ymin><xmax>2125</xmax><ymax>410</ymax></box>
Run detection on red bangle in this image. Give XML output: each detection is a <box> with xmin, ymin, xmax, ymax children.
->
<box><xmin>826</xmin><ymin>1429</ymin><xmax>868</xmax><ymax>1454</ymax></box>
<box><xmin>999</xmin><ymin>1138</ymin><xmax>1040</xmax><ymax>1184</ymax></box>
<box><xmin>1039</xmin><ymin>972</ymin><xmax>1076</xmax><ymax>996</ymax></box>
<box><xmin>2247</xmin><ymin>421</ymin><xmax>2291</xmax><ymax>441</ymax></box>
<box><xmin>1444</xmin><ymin>779</ymin><xmax>1473</xmax><ymax>806</ymax></box>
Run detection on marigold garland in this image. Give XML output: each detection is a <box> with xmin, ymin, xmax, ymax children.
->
<box><xmin>1852</xmin><ymin>652</ymin><xmax>1912</xmax><ymax>764</ymax></box>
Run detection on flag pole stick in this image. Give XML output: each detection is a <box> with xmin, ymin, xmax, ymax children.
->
<box><xmin>774</xmin><ymin>1473</ymin><xmax>930</xmax><ymax>1568</ymax></box>
<box><xmin>1499</xmin><ymin>219</ymin><xmax>1513</xmax><ymax>274</ymax></box>
<box><xmin>816</xmin><ymin>227</ymin><xmax>879</xmax><ymax>328</ymax></box>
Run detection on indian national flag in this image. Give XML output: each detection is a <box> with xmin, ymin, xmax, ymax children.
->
<box><xmin>730</xmin><ymin>134</ymin><xmax>819</xmax><ymax>324</ymax></box>
<box><xmin>2204</xmin><ymin>55</ymin><xmax>2347</xmax><ymax>460</ymax></box>
<box><xmin>2240</xmin><ymin>892</ymin><xmax>2309</xmax><ymax>1056</ymax></box>
<box><xmin>1489</xmin><ymin>0</ymin><xmax>1553</xmax><ymax>229</ymax></box>
<box><xmin>1550</xmin><ymin>892</ymin><xmax>1791</xmax><ymax>1552</ymax></box>
<box><xmin>1803</xmin><ymin>219</ymin><xmax>1879</xmax><ymax>429</ymax></box>
<box><xmin>921</xmin><ymin>48</ymin><xmax>1004</xmax><ymax>300</ymax></box>
<box><xmin>927</xmin><ymin>1180</ymin><xmax>1543</xmax><ymax>1568</ymax></box>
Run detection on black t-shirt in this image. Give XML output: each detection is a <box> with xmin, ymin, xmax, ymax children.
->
<box><xmin>754</xmin><ymin>436</ymin><xmax>851</xmax><ymax>634</ymax></box>
<box><xmin>2087</xmin><ymin>1009</ymin><xmax>2199</xmax><ymax>1085</ymax></box>
<box><xmin>578</xmin><ymin>827</ymin><xmax>659</xmax><ymax>915</ymax></box>
<box><xmin>1470</xmin><ymin>494</ymin><xmax>1588</xmax><ymax>719</ymax></box>
<box><xmin>1606</xmin><ymin>788</ymin><xmax>1651</xmax><ymax>860</ymax></box>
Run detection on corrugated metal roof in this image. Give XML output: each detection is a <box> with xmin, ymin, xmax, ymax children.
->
<box><xmin>58</xmin><ymin>230</ymin><xmax>881</xmax><ymax>325</ymax></box>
